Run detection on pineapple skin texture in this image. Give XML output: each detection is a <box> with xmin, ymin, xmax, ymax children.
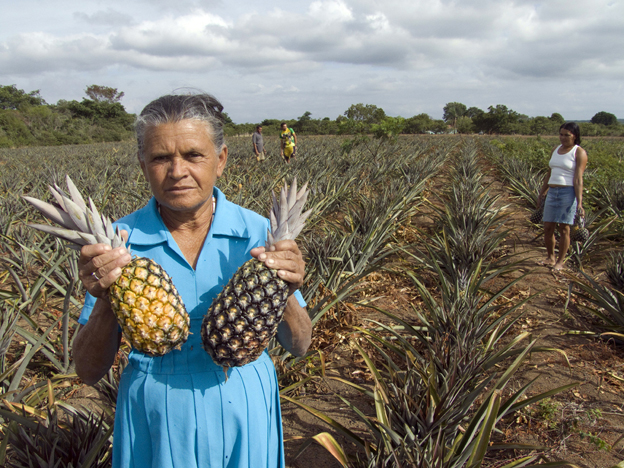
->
<box><xmin>572</xmin><ymin>227</ymin><xmax>589</xmax><ymax>243</ymax></box>
<box><xmin>109</xmin><ymin>257</ymin><xmax>191</xmax><ymax>356</ymax></box>
<box><xmin>529</xmin><ymin>208</ymin><xmax>543</xmax><ymax>224</ymax></box>
<box><xmin>201</xmin><ymin>258</ymin><xmax>289</xmax><ymax>368</ymax></box>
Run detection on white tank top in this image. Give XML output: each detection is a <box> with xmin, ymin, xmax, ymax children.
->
<box><xmin>548</xmin><ymin>145</ymin><xmax>577</xmax><ymax>186</ymax></box>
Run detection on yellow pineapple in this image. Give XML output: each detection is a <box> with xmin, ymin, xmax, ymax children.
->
<box><xmin>23</xmin><ymin>176</ymin><xmax>190</xmax><ymax>356</ymax></box>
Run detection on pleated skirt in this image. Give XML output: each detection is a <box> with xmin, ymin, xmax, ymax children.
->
<box><xmin>112</xmin><ymin>337</ymin><xmax>284</xmax><ymax>468</ymax></box>
<box><xmin>543</xmin><ymin>186</ymin><xmax>577</xmax><ymax>225</ymax></box>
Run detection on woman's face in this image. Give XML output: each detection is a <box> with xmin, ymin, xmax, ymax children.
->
<box><xmin>559</xmin><ymin>128</ymin><xmax>575</xmax><ymax>147</ymax></box>
<box><xmin>140</xmin><ymin>119</ymin><xmax>227</xmax><ymax>213</ymax></box>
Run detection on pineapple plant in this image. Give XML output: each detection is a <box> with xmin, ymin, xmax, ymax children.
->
<box><xmin>23</xmin><ymin>175</ymin><xmax>190</xmax><ymax>356</ymax></box>
<box><xmin>201</xmin><ymin>179</ymin><xmax>311</xmax><ymax>378</ymax></box>
<box><xmin>5</xmin><ymin>407</ymin><xmax>113</xmax><ymax>468</ymax></box>
<box><xmin>606</xmin><ymin>251</ymin><xmax>624</xmax><ymax>291</ymax></box>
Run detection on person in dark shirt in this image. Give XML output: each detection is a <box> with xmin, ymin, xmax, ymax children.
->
<box><xmin>252</xmin><ymin>125</ymin><xmax>266</xmax><ymax>162</ymax></box>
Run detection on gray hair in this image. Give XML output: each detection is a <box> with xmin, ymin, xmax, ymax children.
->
<box><xmin>136</xmin><ymin>93</ymin><xmax>226</xmax><ymax>160</ymax></box>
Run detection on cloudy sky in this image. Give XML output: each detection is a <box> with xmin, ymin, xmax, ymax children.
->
<box><xmin>1</xmin><ymin>0</ymin><xmax>623</xmax><ymax>123</ymax></box>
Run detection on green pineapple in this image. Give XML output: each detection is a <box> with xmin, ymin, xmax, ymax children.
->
<box><xmin>23</xmin><ymin>176</ymin><xmax>190</xmax><ymax>356</ymax></box>
<box><xmin>201</xmin><ymin>179</ymin><xmax>311</xmax><ymax>378</ymax></box>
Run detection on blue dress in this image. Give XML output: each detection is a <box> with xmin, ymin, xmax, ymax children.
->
<box><xmin>80</xmin><ymin>188</ymin><xmax>305</xmax><ymax>468</ymax></box>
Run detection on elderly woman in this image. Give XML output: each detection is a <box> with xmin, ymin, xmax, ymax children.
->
<box><xmin>538</xmin><ymin>122</ymin><xmax>588</xmax><ymax>271</ymax></box>
<box><xmin>72</xmin><ymin>93</ymin><xmax>312</xmax><ymax>468</ymax></box>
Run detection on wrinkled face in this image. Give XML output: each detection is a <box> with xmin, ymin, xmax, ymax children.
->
<box><xmin>140</xmin><ymin>119</ymin><xmax>228</xmax><ymax>213</ymax></box>
<box><xmin>559</xmin><ymin>128</ymin><xmax>575</xmax><ymax>146</ymax></box>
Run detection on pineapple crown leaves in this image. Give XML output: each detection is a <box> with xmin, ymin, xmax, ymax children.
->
<box><xmin>267</xmin><ymin>178</ymin><xmax>313</xmax><ymax>247</ymax></box>
<box><xmin>23</xmin><ymin>175</ymin><xmax>128</xmax><ymax>252</ymax></box>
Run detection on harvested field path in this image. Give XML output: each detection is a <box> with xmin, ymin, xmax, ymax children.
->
<box><xmin>281</xmin><ymin>140</ymin><xmax>624</xmax><ymax>467</ymax></box>
<box><xmin>478</xmin><ymin>149</ymin><xmax>624</xmax><ymax>467</ymax></box>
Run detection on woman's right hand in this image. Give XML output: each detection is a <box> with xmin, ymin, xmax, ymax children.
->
<box><xmin>78</xmin><ymin>230</ymin><xmax>132</xmax><ymax>299</ymax></box>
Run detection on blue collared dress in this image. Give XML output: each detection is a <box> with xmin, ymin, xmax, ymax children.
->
<box><xmin>80</xmin><ymin>187</ymin><xmax>305</xmax><ymax>468</ymax></box>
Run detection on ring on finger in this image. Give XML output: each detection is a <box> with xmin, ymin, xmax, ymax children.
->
<box><xmin>92</xmin><ymin>271</ymin><xmax>101</xmax><ymax>281</ymax></box>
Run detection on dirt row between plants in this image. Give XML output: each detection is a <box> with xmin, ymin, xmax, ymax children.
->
<box><xmin>281</xmin><ymin>148</ymin><xmax>624</xmax><ymax>467</ymax></box>
<box><xmin>479</xmin><ymin>158</ymin><xmax>624</xmax><ymax>467</ymax></box>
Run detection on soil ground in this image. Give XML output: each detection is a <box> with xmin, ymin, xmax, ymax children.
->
<box><xmin>280</xmin><ymin>153</ymin><xmax>624</xmax><ymax>467</ymax></box>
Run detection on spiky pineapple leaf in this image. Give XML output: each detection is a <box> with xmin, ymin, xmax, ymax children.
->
<box><xmin>281</xmin><ymin>395</ymin><xmax>366</xmax><ymax>449</ymax></box>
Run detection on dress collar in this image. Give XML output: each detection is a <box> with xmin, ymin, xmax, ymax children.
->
<box><xmin>126</xmin><ymin>187</ymin><xmax>251</xmax><ymax>246</ymax></box>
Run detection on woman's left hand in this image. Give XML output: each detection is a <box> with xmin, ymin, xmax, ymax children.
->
<box><xmin>577</xmin><ymin>205</ymin><xmax>585</xmax><ymax>217</ymax></box>
<box><xmin>251</xmin><ymin>240</ymin><xmax>305</xmax><ymax>296</ymax></box>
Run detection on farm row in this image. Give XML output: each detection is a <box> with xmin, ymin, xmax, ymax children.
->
<box><xmin>0</xmin><ymin>135</ymin><xmax>623</xmax><ymax>466</ymax></box>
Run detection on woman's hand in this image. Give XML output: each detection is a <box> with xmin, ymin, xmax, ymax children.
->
<box><xmin>78</xmin><ymin>230</ymin><xmax>132</xmax><ymax>298</ymax></box>
<box><xmin>577</xmin><ymin>204</ymin><xmax>585</xmax><ymax>217</ymax></box>
<box><xmin>74</xmin><ymin>230</ymin><xmax>129</xmax><ymax>385</ymax></box>
<box><xmin>251</xmin><ymin>240</ymin><xmax>305</xmax><ymax>296</ymax></box>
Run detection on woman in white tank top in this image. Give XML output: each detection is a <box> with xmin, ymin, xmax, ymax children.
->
<box><xmin>537</xmin><ymin>122</ymin><xmax>588</xmax><ymax>271</ymax></box>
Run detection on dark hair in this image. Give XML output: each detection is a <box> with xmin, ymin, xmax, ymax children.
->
<box><xmin>136</xmin><ymin>93</ymin><xmax>226</xmax><ymax>159</ymax></box>
<box><xmin>560</xmin><ymin>122</ymin><xmax>581</xmax><ymax>146</ymax></box>
<box><xmin>256</xmin><ymin>125</ymin><xmax>262</xmax><ymax>131</ymax></box>
<box><xmin>280</xmin><ymin>122</ymin><xmax>287</xmax><ymax>127</ymax></box>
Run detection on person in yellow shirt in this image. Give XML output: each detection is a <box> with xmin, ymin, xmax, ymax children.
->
<box><xmin>279</xmin><ymin>122</ymin><xmax>297</xmax><ymax>163</ymax></box>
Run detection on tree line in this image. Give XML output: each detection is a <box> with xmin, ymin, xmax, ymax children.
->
<box><xmin>1</xmin><ymin>85</ymin><xmax>622</xmax><ymax>148</ymax></box>
<box><xmin>236</xmin><ymin>102</ymin><xmax>622</xmax><ymax>139</ymax></box>
<box><xmin>0</xmin><ymin>85</ymin><xmax>134</xmax><ymax>147</ymax></box>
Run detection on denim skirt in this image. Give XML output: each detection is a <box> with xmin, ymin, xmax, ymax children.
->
<box><xmin>543</xmin><ymin>186</ymin><xmax>577</xmax><ymax>225</ymax></box>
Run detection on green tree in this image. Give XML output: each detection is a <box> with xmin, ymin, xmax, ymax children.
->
<box><xmin>318</xmin><ymin>117</ymin><xmax>339</xmax><ymax>135</ymax></box>
<box><xmin>341</xmin><ymin>115</ymin><xmax>406</xmax><ymax>156</ymax></box>
<box><xmin>431</xmin><ymin>119</ymin><xmax>448</xmax><ymax>134</ymax></box>
<box><xmin>465</xmin><ymin>107</ymin><xmax>483</xmax><ymax>119</ymax></box>
<box><xmin>343</xmin><ymin>103</ymin><xmax>386</xmax><ymax>124</ymax></box>
<box><xmin>85</xmin><ymin>85</ymin><xmax>125</xmax><ymax>103</ymax></box>
<box><xmin>0</xmin><ymin>111</ymin><xmax>35</xmax><ymax>146</ymax></box>
<box><xmin>338</xmin><ymin>117</ymin><xmax>367</xmax><ymax>135</ymax></box>
<box><xmin>550</xmin><ymin>112</ymin><xmax>565</xmax><ymax>125</ymax></box>
<box><xmin>63</xmin><ymin>99</ymin><xmax>130</xmax><ymax>122</ymax></box>
<box><xmin>298</xmin><ymin>111</ymin><xmax>312</xmax><ymax>122</ymax></box>
<box><xmin>591</xmin><ymin>111</ymin><xmax>618</xmax><ymax>126</ymax></box>
<box><xmin>293</xmin><ymin>111</ymin><xmax>318</xmax><ymax>134</ymax></box>
<box><xmin>0</xmin><ymin>84</ymin><xmax>46</xmax><ymax>110</ymax></box>
<box><xmin>456</xmin><ymin>116</ymin><xmax>475</xmax><ymax>134</ymax></box>
<box><xmin>579</xmin><ymin>122</ymin><xmax>601</xmax><ymax>137</ymax></box>
<box><xmin>530</xmin><ymin>116</ymin><xmax>552</xmax><ymax>136</ymax></box>
<box><xmin>56</xmin><ymin>98</ymin><xmax>134</xmax><ymax>142</ymax></box>
<box><xmin>371</xmin><ymin>116</ymin><xmax>406</xmax><ymax>140</ymax></box>
<box><xmin>442</xmin><ymin>102</ymin><xmax>467</xmax><ymax>132</ymax></box>
<box><xmin>404</xmin><ymin>114</ymin><xmax>433</xmax><ymax>134</ymax></box>
<box><xmin>473</xmin><ymin>105</ymin><xmax>520</xmax><ymax>134</ymax></box>
<box><xmin>260</xmin><ymin>119</ymin><xmax>280</xmax><ymax>127</ymax></box>
<box><xmin>0</xmin><ymin>86</ymin><xmax>136</xmax><ymax>147</ymax></box>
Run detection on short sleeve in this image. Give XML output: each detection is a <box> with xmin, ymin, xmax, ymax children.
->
<box><xmin>293</xmin><ymin>290</ymin><xmax>306</xmax><ymax>308</ymax></box>
<box><xmin>79</xmin><ymin>292</ymin><xmax>97</xmax><ymax>325</ymax></box>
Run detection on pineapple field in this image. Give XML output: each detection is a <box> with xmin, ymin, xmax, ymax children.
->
<box><xmin>1</xmin><ymin>133</ymin><xmax>624</xmax><ymax>467</ymax></box>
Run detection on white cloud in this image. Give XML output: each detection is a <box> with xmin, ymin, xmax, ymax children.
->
<box><xmin>74</xmin><ymin>8</ymin><xmax>134</xmax><ymax>26</ymax></box>
<box><xmin>110</xmin><ymin>12</ymin><xmax>232</xmax><ymax>57</ymax></box>
<box><xmin>0</xmin><ymin>0</ymin><xmax>623</xmax><ymax>121</ymax></box>
<box><xmin>365</xmin><ymin>12</ymin><xmax>391</xmax><ymax>32</ymax></box>
<box><xmin>308</xmin><ymin>0</ymin><xmax>353</xmax><ymax>23</ymax></box>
